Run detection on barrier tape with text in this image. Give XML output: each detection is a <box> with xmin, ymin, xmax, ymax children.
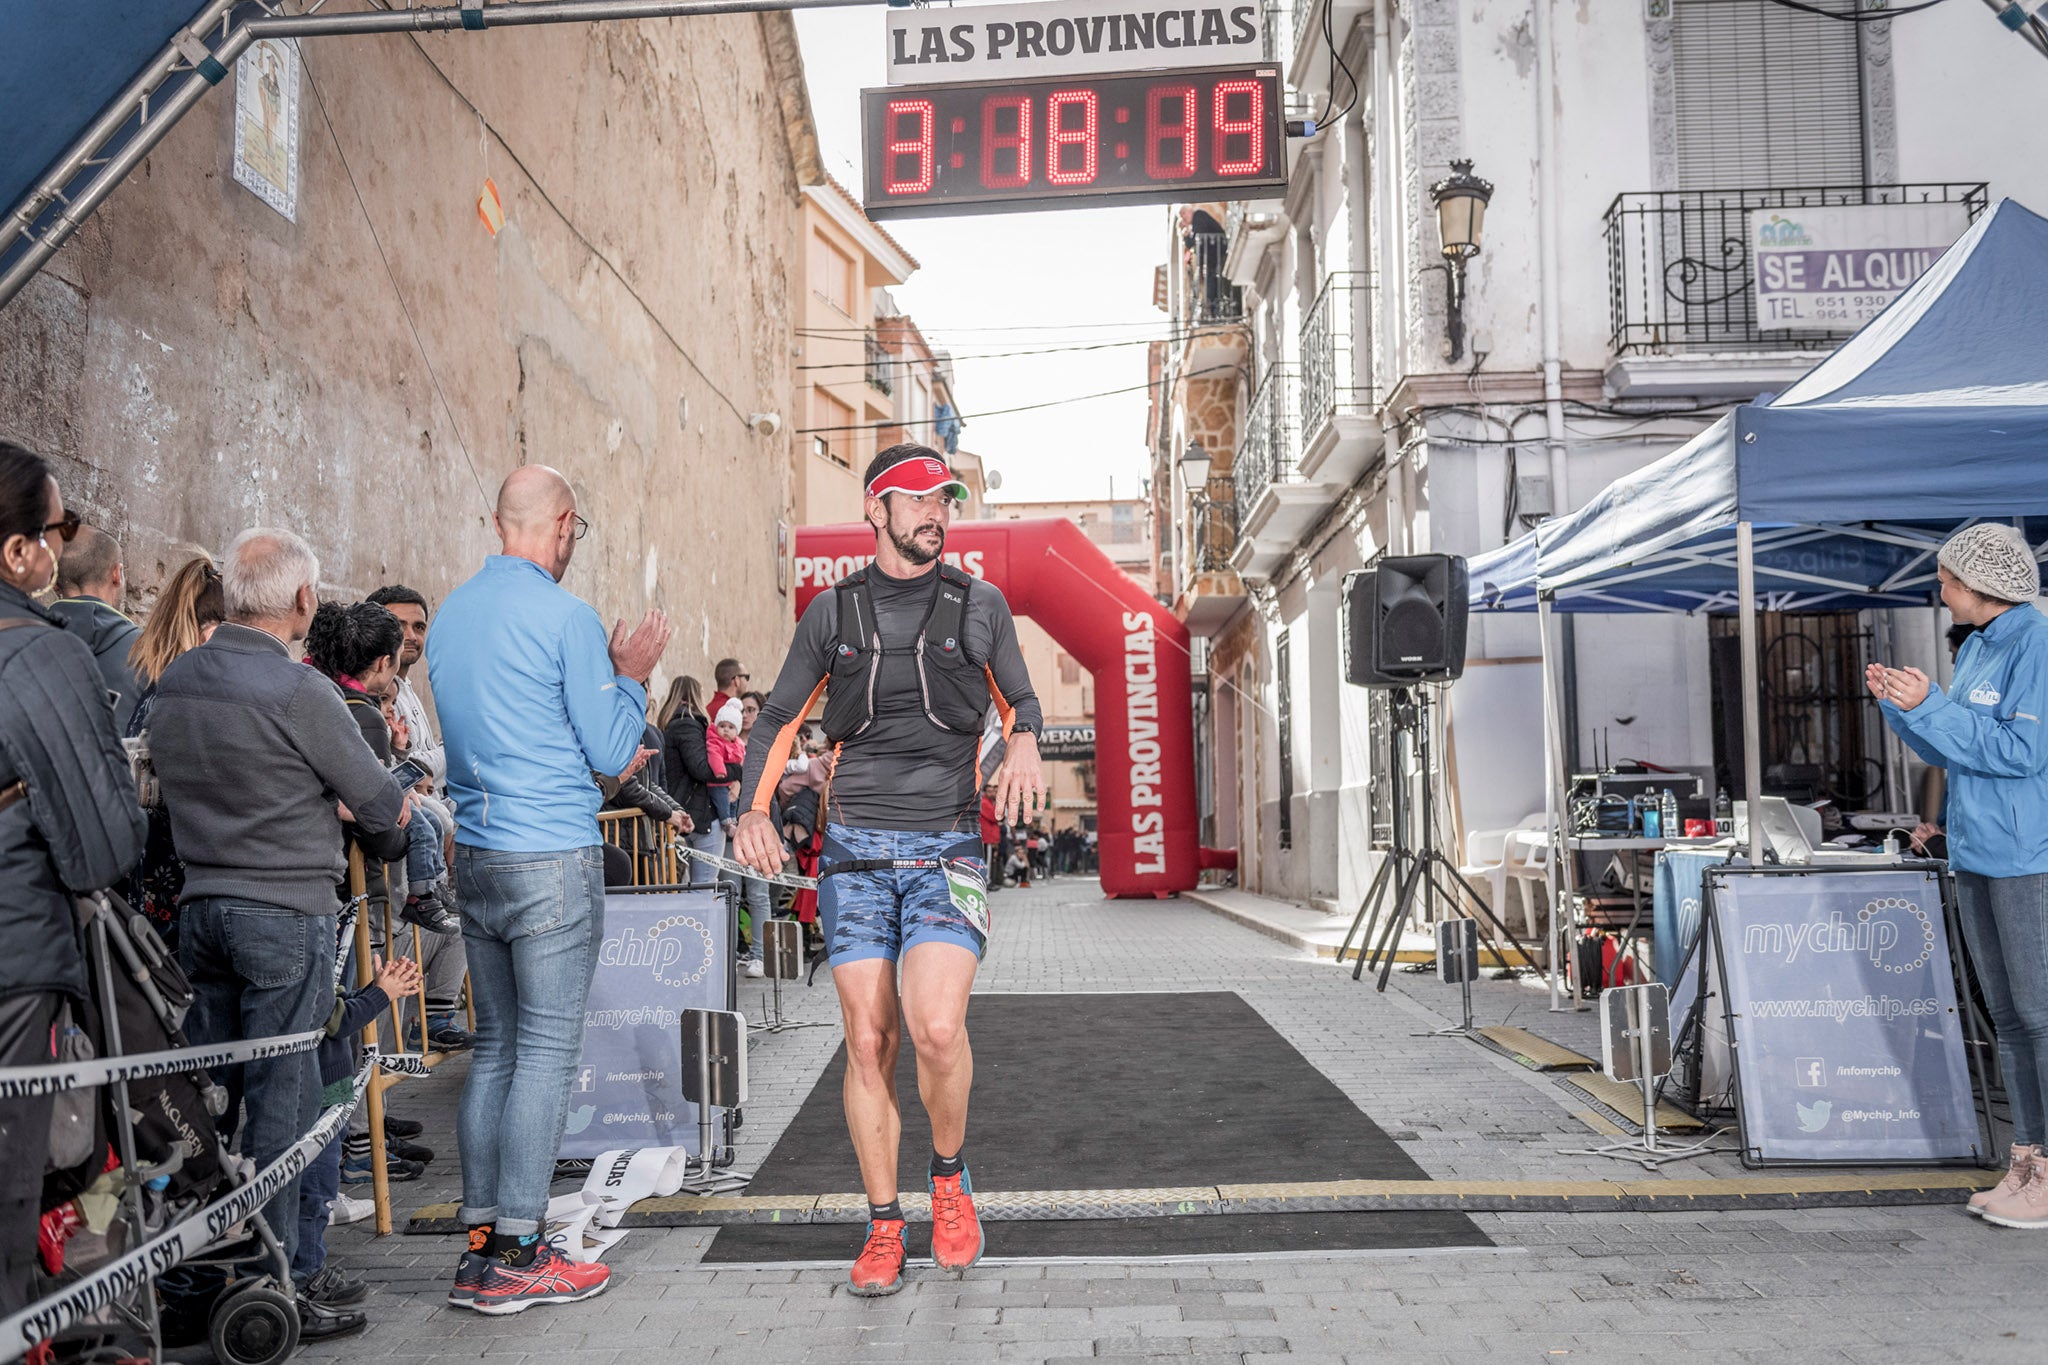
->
<box><xmin>0</xmin><ymin>1047</ymin><xmax>426</xmax><ymax>1352</ymax></box>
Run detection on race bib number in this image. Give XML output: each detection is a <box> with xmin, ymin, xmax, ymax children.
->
<box><xmin>942</xmin><ymin>857</ymin><xmax>990</xmax><ymax>940</ymax></box>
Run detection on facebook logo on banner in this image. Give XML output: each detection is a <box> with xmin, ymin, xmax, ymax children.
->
<box><xmin>1795</xmin><ymin>1057</ymin><xmax>1828</xmax><ymax>1088</ymax></box>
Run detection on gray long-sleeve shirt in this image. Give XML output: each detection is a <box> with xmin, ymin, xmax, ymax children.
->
<box><xmin>150</xmin><ymin>624</ymin><xmax>406</xmax><ymax>915</ymax></box>
<box><xmin>739</xmin><ymin>565</ymin><xmax>1042</xmax><ymax>834</ymax></box>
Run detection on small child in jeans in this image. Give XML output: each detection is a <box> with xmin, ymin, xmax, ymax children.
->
<box><xmin>707</xmin><ymin>697</ymin><xmax>748</xmax><ymax>834</ymax></box>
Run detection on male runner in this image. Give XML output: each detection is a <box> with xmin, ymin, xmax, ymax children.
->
<box><xmin>735</xmin><ymin>444</ymin><xmax>1045</xmax><ymax>1297</ymax></box>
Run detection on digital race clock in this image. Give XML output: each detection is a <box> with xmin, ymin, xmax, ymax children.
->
<box><xmin>861</xmin><ymin>66</ymin><xmax>1286</xmax><ymax>219</ymax></box>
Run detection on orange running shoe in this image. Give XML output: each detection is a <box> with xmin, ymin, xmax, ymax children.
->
<box><xmin>849</xmin><ymin>1218</ymin><xmax>908</xmax><ymax>1297</ymax></box>
<box><xmin>928</xmin><ymin>1169</ymin><xmax>983</xmax><ymax>1274</ymax></box>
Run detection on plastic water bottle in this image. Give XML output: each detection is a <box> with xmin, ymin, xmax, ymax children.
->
<box><xmin>1714</xmin><ymin>789</ymin><xmax>1733</xmax><ymax>836</ymax></box>
<box><xmin>1660</xmin><ymin>788</ymin><xmax>1680</xmax><ymax>839</ymax></box>
<box><xmin>1639</xmin><ymin>798</ymin><xmax>1659</xmax><ymax>839</ymax></box>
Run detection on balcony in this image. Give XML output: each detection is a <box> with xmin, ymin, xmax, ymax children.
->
<box><xmin>864</xmin><ymin>331</ymin><xmax>893</xmax><ymax>396</ymax></box>
<box><xmin>1185</xmin><ymin>229</ymin><xmax>1243</xmax><ymax>326</ymax></box>
<box><xmin>1224</xmin><ymin>198</ymin><xmax>1286</xmax><ymax>286</ymax></box>
<box><xmin>1182</xmin><ymin>486</ymin><xmax>1245</xmax><ymax>635</ymax></box>
<box><xmin>1603</xmin><ymin>183</ymin><xmax>1987</xmax><ymax>396</ymax></box>
<box><xmin>1231</xmin><ymin>362</ymin><xmax>1332</xmax><ymax>582</ymax></box>
<box><xmin>1295</xmin><ymin>271</ymin><xmax>1380</xmax><ymax>486</ymax></box>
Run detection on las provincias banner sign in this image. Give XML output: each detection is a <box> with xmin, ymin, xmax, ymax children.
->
<box><xmin>886</xmin><ymin>1</ymin><xmax>1265</xmax><ymax>85</ymax></box>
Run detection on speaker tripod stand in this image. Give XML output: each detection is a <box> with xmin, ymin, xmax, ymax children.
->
<box><xmin>1338</xmin><ymin>687</ymin><xmax>1538</xmax><ymax>993</ymax></box>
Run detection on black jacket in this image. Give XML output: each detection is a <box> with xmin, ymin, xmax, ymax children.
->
<box><xmin>0</xmin><ymin>582</ymin><xmax>147</xmax><ymax>1003</ymax></box>
<box><xmin>47</xmin><ymin>595</ymin><xmax>144</xmax><ymax>734</ymax></box>
<box><xmin>599</xmin><ymin>726</ymin><xmax>681</xmax><ymax>824</ymax></box>
<box><xmin>340</xmin><ymin>692</ymin><xmax>412</xmax><ymax>868</ymax></box>
<box><xmin>661</xmin><ymin>710</ymin><xmax>725</xmax><ymax>830</ymax></box>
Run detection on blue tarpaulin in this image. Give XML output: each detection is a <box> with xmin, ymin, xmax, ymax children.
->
<box><xmin>1471</xmin><ymin>198</ymin><xmax>2048</xmax><ymax>615</ymax></box>
<box><xmin>0</xmin><ymin>3</ymin><xmax>217</xmax><ymax>279</ymax></box>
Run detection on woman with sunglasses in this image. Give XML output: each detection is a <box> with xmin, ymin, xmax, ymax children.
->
<box><xmin>0</xmin><ymin>440</ymin><xmax>146</xmax><ymax>1320</ymax></box>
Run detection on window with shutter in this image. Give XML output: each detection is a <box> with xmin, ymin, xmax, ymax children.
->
<box><xmin>1670</xmin><ymin>0</ymin><xmax>1865</xmax><ymax>189</ymax></box>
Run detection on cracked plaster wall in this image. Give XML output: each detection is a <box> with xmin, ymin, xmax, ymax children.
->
<box><xmin>0</xmin><ymin>15</ymin><xmax>806</xmax><ymax>695</ymax></box>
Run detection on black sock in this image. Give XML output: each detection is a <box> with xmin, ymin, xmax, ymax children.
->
<box><xmin>869</xmin><ymin>1200</ymin><xmax>904</xmax><ymax>1223</ymax></box>
<box><xmin>931</xmin><ymin>1148</ymin><xmax>965</xmax><ymax>1179</ymax></box>
<box><xmin>500</xmin><ymin>1232</ymin><xmax>542</xmax><ymax>1267</ymax></box>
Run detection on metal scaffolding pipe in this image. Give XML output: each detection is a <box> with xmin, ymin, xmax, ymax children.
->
<box><xmin>0</xmin><ymin>0</ymin><xmax>888</xmax><ymax>312</ymax></box>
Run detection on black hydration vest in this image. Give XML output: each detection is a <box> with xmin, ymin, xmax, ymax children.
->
<box><xmin>820</xmin><ymin>563</ymin><xmax>990</xmax><ymax>744</ymax></box>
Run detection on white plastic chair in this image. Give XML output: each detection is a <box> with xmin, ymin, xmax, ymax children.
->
<box><xmin>1500</xmin><ymin>827</ymin><xmax>1552</xmax><ymax>939</ymax></box>
<box><xmin>1460</xmin><ymin>813</ymin><xmax>1548</xmax><ymax>935</ymax></box>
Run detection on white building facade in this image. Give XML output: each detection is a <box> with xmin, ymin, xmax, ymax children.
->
<box><xmin>1150</xmin><ymin>0</ymin><xmax>2048</xmax><ymax>910</ymax></box>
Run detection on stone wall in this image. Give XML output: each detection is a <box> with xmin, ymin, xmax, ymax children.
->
<box><xmin>0</xmin><ymin>13</ymin><xmax>816</xmax><ymax>693</ymax></box>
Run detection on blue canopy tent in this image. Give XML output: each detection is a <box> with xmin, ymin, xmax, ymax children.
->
<box><xmin>1466</xmin><ymin>197</ymin><xmax>2048</xmax><ymax>1004</ymax></box>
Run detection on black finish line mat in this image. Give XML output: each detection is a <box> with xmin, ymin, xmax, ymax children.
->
<box><xmin>704</xmin><ymin>990</ymin><xmax>1489</xmax><ymax>1262</ymax></box>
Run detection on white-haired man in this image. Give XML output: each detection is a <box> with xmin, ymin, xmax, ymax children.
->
<box><xmin>150</xmin><ymin>527</ymin><xmax>411</xmax><ymax>1340</ymax></box>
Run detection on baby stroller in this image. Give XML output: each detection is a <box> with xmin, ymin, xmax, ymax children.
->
<box><xmin>35</xmin><ymin>894</ymin><xmax>303</xmax><ymax>1365</ymax></box>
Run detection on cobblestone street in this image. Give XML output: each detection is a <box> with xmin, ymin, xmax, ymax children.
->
<box><xmin>315</xmin><ymin>877</ymin><xmax>2048</xmax><ymax>1364</ymax></box>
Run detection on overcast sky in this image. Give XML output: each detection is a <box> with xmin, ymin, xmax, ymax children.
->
<box><xmin>794</xmin><ymin>3</ymin><xmax>1168</xmax><ymax>506</ymax></box>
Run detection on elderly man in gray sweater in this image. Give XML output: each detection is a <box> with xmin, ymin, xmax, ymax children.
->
<box><xmin>149</xmin><ymin>528</ymin><xmax>409</xmax><ymax>1308</ymax></box>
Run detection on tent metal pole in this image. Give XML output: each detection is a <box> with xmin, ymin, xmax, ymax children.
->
<box><xmin>1539</xmin><ymin>594</ymin><xmax>1566</xmax><ymax>1011</ymax></box>
<box><xmin>1737</xmin><ymin>521</ymin><xmax>1764</xmax><ymax>864</ymax></box>
<box><xmin>0</xmin><ymin>0</ymin><xmax>886</xmax><ymax>313</ymax></box>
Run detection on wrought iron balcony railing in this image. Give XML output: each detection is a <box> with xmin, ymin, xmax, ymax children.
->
<box><xmin>1603</xmin><ymin>183</ymin><xmax>1988</xmax><ymax>355</ymax></box>
<box><xmin>1298</xmin><ymin>270</ymin><xmax>1372</xmax><ymax>436</ymax></box>
<box><xmin>1188</xmin><ymin>487</ymin><xmax>1239</xmax><ymax>574</ymax></box>
<box><xmin>1185</xmin><ymin>229</ymin><xmax>1243</xmax><ymax>326</ymax></box>
<box><xmin>1234</xmin><ymin>362</ymin><xmax>1299</xmax><ymax>512</ymax></box>
<box><xmin>864</xmin><ymin>331</ymin><xmax>893</xmax><ymax>395</ymax></box>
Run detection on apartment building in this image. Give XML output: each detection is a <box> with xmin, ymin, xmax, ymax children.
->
<box><xmin>1150</xmin><ymin>0</ymin><xmax>2048</xmax><ymax>907</ymax></box>
<box><xmin>795</xmin><ymin>179</ymin><xmax>917</xmax><ymax>526</ymax></box>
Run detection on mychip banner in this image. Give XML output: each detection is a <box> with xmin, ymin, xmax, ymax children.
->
<box><xmin>562</xmin><ymin>887</ymin><xmax>735</xmax><ymax>1159</ymax></box>
<box><xmin>1708</xmin><ymin>865</ymin><xmax>1982</xmax><ymax>1165</ymax></box>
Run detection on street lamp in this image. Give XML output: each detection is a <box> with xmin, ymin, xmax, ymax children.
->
<box><xmin>1428</xmin><ymin>159</ymin><xmax>1494</xmax><ymax>364</ymax></box>
<box><xmin>1179</xmin><ymin>440</ymin><xmax>1212</xmax><ymax>493</ymax></box>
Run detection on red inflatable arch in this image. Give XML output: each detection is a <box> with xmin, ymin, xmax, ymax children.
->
<box><xmin>792</xmin><ymin>518</ymin><xmax>1200</xmax><ymax>898</ymax></box>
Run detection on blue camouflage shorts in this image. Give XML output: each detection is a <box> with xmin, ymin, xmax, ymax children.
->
<box><xmin>817</xmin><ymin>824</ymin><xmax>988</xmax><ymax>966</ymax></box>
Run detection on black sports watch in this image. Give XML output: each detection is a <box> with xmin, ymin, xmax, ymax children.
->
<box><xmin>1011</xmin><ymin>721</ymin><xmax>1039</xmax><ymax>739</ymax></box>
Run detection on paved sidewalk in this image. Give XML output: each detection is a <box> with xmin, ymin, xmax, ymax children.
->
<box><xmin>309</xmin><ymin>876</ymin><xmax>2046</xmax><ymax>1364</ymax></box>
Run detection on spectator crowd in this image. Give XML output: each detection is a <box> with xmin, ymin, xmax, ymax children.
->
<box><xmin>0</xmin><ymin>444</ymin><xmax>833</xmax><ymax>1342</ymax></box>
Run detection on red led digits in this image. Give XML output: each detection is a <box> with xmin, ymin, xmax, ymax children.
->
<box><xmin>882</xmin><ymin>99</ymin><xmax>935</xmax><ymax>195</ymax></box>
<box><xmin>981</xmin><ymin>93</ymin><xmax>1033</xmax><ymax>189</ymax></box>
<box><xmin>1046</xmin><ymin>89</ymin><xmax>1099</xmax><ymax>186</ymax></box>
<box><xmin>1211</xmin><ymin>79</ymin><xmax>1265</xmax><ymax>176</ymax></box>
<box><xmin>1146</xmin><ymin>84</ymin><xmax>1198</xmax><ymax>179</ymax></box>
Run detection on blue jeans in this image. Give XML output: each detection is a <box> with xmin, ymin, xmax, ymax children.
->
<box><xmin>179</xmin><ymin>898</ymin><xmax>336</xmax><ymax>1270</ymax></box>
<box><xmin>1955</xmin><ymin>871</ymin><xmax>2048</xmax><ymax>1146</ymax></box>
<box><xmin>293</xmin><ymin>1134</ymin><xmax>343</xmax><ymax>1282</ymax></box>
<box><xmin>453</xmin><ymin>845</ymin><xmax>605</xmax><ymax>1236</ymax></box>
<box><xmin>718</xmin><ymin>840</ymin><xmax>769</xmax><ymax>956</ymax></box>
<box><xmin>685</xmin><ymin>824</ymin><xmax>723</xmax><ymax>888</ymax></box>
<box><xmin>406</xmin><ymin>800</ymin><xmax>448</xmax><ymax>894</ymax></box>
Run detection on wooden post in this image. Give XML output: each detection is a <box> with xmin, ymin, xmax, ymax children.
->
<box><xmin>349</xmin><ymin>845</ymin><xmax>394</xmax><ymax>1236</ymax></box>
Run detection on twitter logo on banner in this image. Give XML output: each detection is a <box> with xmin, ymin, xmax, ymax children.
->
<box><xmin>565</xmin><ymin>1104</ymin><xmax>596</xmax><ymax>1135</ymax></box>
<box><xmin>1796</xmin><ymin>1100</ymin><xmax>1832</xmax><ymax>1133</ymax></box>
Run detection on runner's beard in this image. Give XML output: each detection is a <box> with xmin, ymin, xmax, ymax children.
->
<box><xmin>890</xmin><ymin>520</ymin><xmax>947</xmax><ymax>566</ymax></box>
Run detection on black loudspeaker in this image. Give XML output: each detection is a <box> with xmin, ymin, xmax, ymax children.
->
<box><xmin>1342</xmin><ymin>555</ymin><xmax>1469</xmax><ymax>687</ymax></box>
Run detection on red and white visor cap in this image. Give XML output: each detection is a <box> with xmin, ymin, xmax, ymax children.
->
<box><xmin>867</xmin><ymin>454</ymin><xmax>968</xmax><ymax>502</ymax></box>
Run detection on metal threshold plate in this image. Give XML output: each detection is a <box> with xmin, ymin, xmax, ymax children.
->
<box><xmin>406</xmin><ymin>1169</ymin><xmax>1994</xmax><ymax>1231</ymax></box>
